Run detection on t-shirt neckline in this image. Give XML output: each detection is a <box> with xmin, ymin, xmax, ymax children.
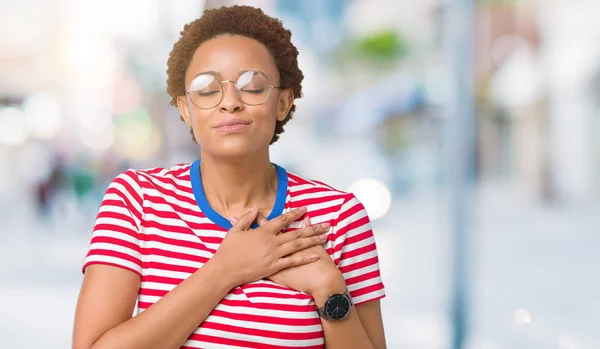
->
<box><xmin>190</xmin><ymin>159</ymin><xmax>288</xmax><ymax>230</ymax></box>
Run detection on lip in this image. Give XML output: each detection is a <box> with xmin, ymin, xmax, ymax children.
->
<box><xmin>212</xmin><ymin>118</ymin><xmax>252</xmax><ymax>133</ymax></box>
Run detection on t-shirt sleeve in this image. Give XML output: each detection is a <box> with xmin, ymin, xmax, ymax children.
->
<box><xmin>331</xmin><ymin>193</ymin><xmax>386</xmax><ymax>305</ymax></box>
<box><xmin>82</xmin><ymin>169</ymin><xmax>143</xmax><ymax>276</ymax></box>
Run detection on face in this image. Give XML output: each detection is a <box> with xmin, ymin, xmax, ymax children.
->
<box><xmin>177</xmin><ymin>35</ymin><xmax>294</xmax><ymax>158</ymax></box>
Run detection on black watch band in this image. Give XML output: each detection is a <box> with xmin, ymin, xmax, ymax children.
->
<box><xmin>316</xmin><ymin>289</ymin><xmax>353</xmax><ymax>321</ymax></box>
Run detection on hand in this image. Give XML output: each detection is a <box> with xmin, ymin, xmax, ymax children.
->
<box><xmin>211</xmin><ymin>206</ymin><xmax>330</xmax><ymax>289</ymax></box>
<box><xmin>233</xmin><ymin>213</ymin><xmax>346</xmax><ymax>298</ymax></box>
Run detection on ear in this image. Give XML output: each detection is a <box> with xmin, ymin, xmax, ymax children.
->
<box><xmin>276</xmin><ymin>89</ymin><xmax>294</xmax><ymax>122</ymax></box>
<box><xmin>177</xmin><ymin>95</ymin><xmax>193</xmax><ymax>127</ymax></box>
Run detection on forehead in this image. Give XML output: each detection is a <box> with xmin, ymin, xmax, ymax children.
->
<box><xmin>185</xmin><ymin>35</ymin><xmax>279</xmax><ymax>85</ymax></box>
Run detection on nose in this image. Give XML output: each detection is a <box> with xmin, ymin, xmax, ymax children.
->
<box><xmin>219</xmin><ymin>81</ymin><xmax>243</xmax><ymax>113</ymax></box>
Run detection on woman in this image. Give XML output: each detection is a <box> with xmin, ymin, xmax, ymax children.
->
<box><xmin>73</xmin><ymin>5</ymin><xmax>386</xmax><ymax>349</ymax></box>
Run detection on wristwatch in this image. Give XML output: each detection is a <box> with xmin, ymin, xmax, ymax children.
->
<box><xmin>316</xmin><ymin>289</ymin><xmax>353</xmax><ymax>321</ymax></box>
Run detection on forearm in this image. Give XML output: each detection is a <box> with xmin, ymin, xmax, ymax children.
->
<box><xmin>320</xmin><ymin>306</ymin><xmax>376</xmax><ymax>349</ymax></box>
<box><xmin>313</xmin><ymin>288</ymin><xmax>376</xmax><ymax>349</ymax></box>
<box><xmin>91</xmin><ymin>259</ymin><xmax>234</xmax><ymax>349</ymax></box>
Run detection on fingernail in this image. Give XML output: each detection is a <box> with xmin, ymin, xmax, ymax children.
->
<box><xmin>248</xmin><ymin>205</ymin><xmax>257</xmax><ymax>212</ymax></box>
<box><xmin>310</xmin><ymin>254</ymin><xmax>319</xmax><ymax>260</ymax></box>
<box><xmin>321</xmin><ymin>223</ymin><xmax>330</xmax><ymax>230</ymax></box>
<box><xmin>230</xmin><ymin>217</ymin><xmax>238</xmax><ymax>224</ymax></box>
<box><xmin>297</xmin><ymin>206</ymin><xmax>307</xmax><ymax>213</ymax></box>
<box><xmin>319</xmin><ymin>233</ymin><xmax>327</xmax><ymax>241</ymax></box>
<box><xmin>304</xmin><ymin>216</ymin><xmax>310</xmax><ymax>226</ymax></box>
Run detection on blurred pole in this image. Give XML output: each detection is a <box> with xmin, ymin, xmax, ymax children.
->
<box><xmin>443</xmin><ymin>0</ymin><xmax>475</xmax><ymax>348</ymax></box>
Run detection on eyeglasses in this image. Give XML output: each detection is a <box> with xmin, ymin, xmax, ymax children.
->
<box><xmin>185</xmin><ymin>70</ymin><xmax>283</xmax><ymax>109</ymax></box>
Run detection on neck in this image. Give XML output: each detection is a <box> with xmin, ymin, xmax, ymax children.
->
<box><xmin>198</xmin><ymin>149</ymin><xmax>278</xmax><ymax>215</ymax></box>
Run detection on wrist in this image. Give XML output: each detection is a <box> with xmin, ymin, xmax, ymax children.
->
<box><xmin>203</xmin><ymin>256</ymin><xmax>238</xmax><ymax>292</ymax></box>
<box><xmin>311</xmin><ymin>272</ymin><xmax>347</xmax><ymax>306</ymax></box>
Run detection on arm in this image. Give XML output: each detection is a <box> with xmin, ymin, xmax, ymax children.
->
<box><xmin>73</xmin><ymin>258</ymin><xmax>234</xmax><ymax>349</ymax></box>
<box><xmin>317</xmin><ymin>193</ymin><xmax>387</xmax><ymax>349</ymax></box>
<box><xmin>73</xmin><ymin>169</ymin><xmax>221</xmax><ymax>349</ymax></box>
<box><xmin>313</xmin><ymin>285</ymin><xmax>386</xmax><ymax>349</ymax></box>
<box><xmin>73</xmin><ymin>170</ymin><xmax>230</xmax><ymax>349</ymax></box>
<box><xmin>255</xmin><ymin>192</ymin><xmax>388</xmax><ymax>349</ymax></box>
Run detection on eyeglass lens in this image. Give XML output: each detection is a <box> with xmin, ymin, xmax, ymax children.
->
<box><xmin>188</xmin><ymin>71</ymin><xmax>272</xmax><ymax>108</ymax></box>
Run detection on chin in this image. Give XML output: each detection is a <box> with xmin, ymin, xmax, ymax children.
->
<box><xmin>202</xmin><ymin>137</ymin><xmax>266</xmax><ymax>158</ymax></box>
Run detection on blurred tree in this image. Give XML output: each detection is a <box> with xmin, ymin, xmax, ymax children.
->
<box><xmin>330</xmin><ymin>28</ymin><xmax>410</xmax><ymax>80</ymax></box>
<box><xmin>355</xmin><ymin>29</ymin><xmax>408</xmax><ymax>60</ymax></box>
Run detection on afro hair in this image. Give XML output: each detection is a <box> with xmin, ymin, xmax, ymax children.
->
<box><xmin>166</xmin><ymin>5</ymin><xmax>304</xmax><ymax>144</ymax></box>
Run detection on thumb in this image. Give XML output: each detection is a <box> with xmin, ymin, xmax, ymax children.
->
<box><xmin>230</xmin><ymin>206</ymin><xmax>258</xmax><ymax>231</ymax></box>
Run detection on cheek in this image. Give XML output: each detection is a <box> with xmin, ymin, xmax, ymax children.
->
<box><xmin>256</xmin><ymin>106</ymin><xmax>279</xmax><ymax>133</ymax></box>
<box><xmin>263</xmin><ymin>99</ymin><xmax>283</xmax><ymax>123</ymax></box>
<box><xmin>188</xmin><ymin>111</ymin><xmax>211</xmax><ymax>144</ymax></box>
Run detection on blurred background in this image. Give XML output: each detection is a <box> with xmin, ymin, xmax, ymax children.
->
<box><xmin>1</xmin><ymin>0</ymin><xmax>599</xmax><ymax>348</ymax></box>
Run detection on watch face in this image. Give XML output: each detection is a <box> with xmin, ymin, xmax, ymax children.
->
<box><xmin>324</xmin><ymin>294</ymin><xmax>351</xmax><ymax>320</ymax></box>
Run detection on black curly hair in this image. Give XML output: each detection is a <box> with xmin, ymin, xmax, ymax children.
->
<box><xmin>166</xmin><ymin>5</ymin><xmax>304</xmax><ymax>144</ymax></box>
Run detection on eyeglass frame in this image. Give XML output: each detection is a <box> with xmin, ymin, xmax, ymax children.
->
<box><xmin>185</xmin><ymin>70</ymin><xmax>285</xmax><ymax>109</ymax></box>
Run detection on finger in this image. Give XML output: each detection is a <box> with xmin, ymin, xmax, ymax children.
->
<box><xmin>263</xmin><ymin>206</ymin><xmax>307</xmax><ymax>234</ymax></box>
<box><xmin>273</xmin><ymin>254</ymin><xmax>320</xmax><ymax>271</ymax></box>
<box><xmin>256</xmin><ymin>212</ymin><xmax>269</xmax><ymax>227</ymax></box>
<box><xmin>302</xmin><ymin>215</ymin><xmax>310</xmax><ymax>228</ymax></box>
<box><xmin>230</xmin><ymin>206</ymin><xmax>258</xmax><ymax>232</ymax></box>
<box><xmin>291</xmin><ymin>215</ymin><xmax>309</xmax><ymax>237</ymax></box>
<box><xmin>277</xmin><ymin>221</ymin><xmax>330</xmax><ymax>245</ymax></box>
<box><xmin>229</xmin><ymin>216</ymin><xmax>238</xmax><ymax>225</ymax></box>
<box><xmin>277</xmin><ymin>233</ymin><xmax>328</xmax><ymax>257</ymax></box>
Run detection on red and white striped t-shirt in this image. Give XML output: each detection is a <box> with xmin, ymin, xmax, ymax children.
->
<box><xmin>83</xmin><ymin>160</ymin><xmax>385</xmax><ymax>349</ymax></box>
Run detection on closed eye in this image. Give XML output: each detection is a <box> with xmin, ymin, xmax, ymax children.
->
<box><xmin>195</xmin><ymin>90</ymin><xmax>220</xmax><ymax>97</ymax></box>
<box><xmin>240</xmin><ymin>88</ymin><xmax>265</xmax><ymax>94</ymax></box>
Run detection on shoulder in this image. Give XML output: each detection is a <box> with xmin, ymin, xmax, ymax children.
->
<box><xmin>113</xmin><ymin>162</ymin><xmax>192</xmax><ymax>189</ymax></box>
<box><xmin>108</xmin><ymin>162</ymin><xmax>193</xmax><ymax>196</ymax></box>
<box><xmin>133</xmin><ymin>162</ymin><xmax>193</xmax><ymax>182</ymax></box>
<box><xmin>285</xmin><ymin>170</ymin><xmax>360</xmax><ymax>213</ymax></box>
<box><xmin>287</xmin><ymin>170</ymin><xmax>349</xmax><ymax>197</ymax></box>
